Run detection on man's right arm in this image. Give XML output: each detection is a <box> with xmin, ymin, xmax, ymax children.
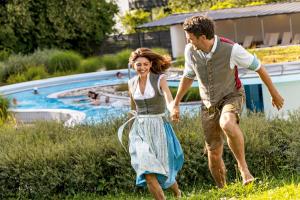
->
<box><xmin>171</xmin><ymin>77</ymin><xmax>193</xmax><ymax>122</ymax></box>
<box><xmin>174</xmin><ymin>77</ymin><xmax>194</xmax><ymax>106</ymax></box>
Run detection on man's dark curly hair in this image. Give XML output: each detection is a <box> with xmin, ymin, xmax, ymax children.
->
<box><xmin>183</xmin><ymin>16</ymin><xmax>215</xmax><ymax>39</ymax></box>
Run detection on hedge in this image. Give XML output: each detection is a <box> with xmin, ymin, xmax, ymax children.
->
<box><xmin>0</xmin><ymin>112</ymin><xmax>299</xmax><ymax>198</ymax></box>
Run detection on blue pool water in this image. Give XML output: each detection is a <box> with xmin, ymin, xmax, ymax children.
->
<box><xmin>7</xmin><ymin>74</ymin><xmax>200</xmax><ymax>123</ymax></box>
<box><xmin>8</xmin><ymin>76</ymin><xmax>130</xmax><ymax>122</ymax></box>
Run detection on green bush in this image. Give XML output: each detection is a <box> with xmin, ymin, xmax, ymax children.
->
<box><xmin>172</xmin><ymin>56</ymin><xmax>185</xmax><ymax>68</ymax></box>
<box><xmin>24</xmin><ymin>66</ymin><xmax>49</xmax><ymax>81</ymax></box>
<box><xmin>47</xmin><ymin>51</ymin><xmax>82</xmax><ymax>74</ymax></box>
<box><xmin>0</xmin><ymin>62</ymin><xmax>5</xmax><ymax>83</ymax></box>
<box><xmin>6</xmin><ymin>73</ymin><xmax>27</xmax><ymax>84</ymax></box>
<box><xmin>0</xmin><ymin>112</ymin><xmax>299</xmax><ymax>198</ymax></box>
<box><xmin>78</xmin><ymin>57</ymin><xmax>103</xmax><ymax>73</ymax></box>
<box><xmin>152</xmin><ymin>47</ymin><xmax>170</xmax><ymax>57</ymax></box>
<box><xmin>170</xmin><ymin>87</ymin><xmax>200</xmax><ymax>102</ymax></box>
<box><xmin>30</xmin><ymin>49</ymin><xmax>60</xmax><ymax>67</ymax></box>
<box><xmin>1</xmin><ymin>54</ymin><xmax>32</xmax><ymax>82</ymax></box>
<box><xmin>115</xmin><ymin>49</ymin><xmax>132</xmax><ymax>69</ymax></box>
<box><xmin>99</xmin><ymin>54</ymin><xmax>118</xmax><ymax>70</ymax></box>
<box><xmin>0</xmin><ymin>50</ymin><xmax>11</xmax><ymax>62</ymax></box>
<box><xmin>0</xmin><ymin>95</ymin><xmax>9</xmax><ymax>125</ymax></box>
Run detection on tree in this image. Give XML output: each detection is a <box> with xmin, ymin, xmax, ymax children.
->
<box><xmin>120</xmin><ymin>9</ymin><xmax>151</xmax><ymax>34</ymax></box>
<box><xmin>0</xmin><ymin>0</ymin><xmax>118</xmax><ymax>56</ymax></box>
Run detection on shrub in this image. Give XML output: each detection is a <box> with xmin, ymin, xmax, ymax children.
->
<box><xmin>47</xmin><ymin>51</ymin><xmax>82</xmax><ymax>74</ymax></box>
<box><xmin>0</xmin><ymin>62</ymin><xmax>5</xmax><ymax>83</ymax></box>
<box><xmin>0</xmin><ymin>112</ymin><xmax>299</xmax><ymax>198</ymax></box>
<box><xmin>115</xmin><ymin>49</ymin><xmax>132</xmax><ymax>69</ymax></box>
<box><xmin>172</xmin><ymin>56</ymin><xmax>185</xmax><ymax>68</ymax></box>
<box><xmin>30</xmin><ymin>49</ymin><xmax>60</xmax><ymax>67</ymax></box>
<box><xmin>6</xmin><ymin>73</ymin><xmax>27</xmax><ymax>84</ymax></box>
<box><xmin>170</xmin><ymin>87</ymin><xmax>200</xmax><ymax>102</ymax></box>
<box><xmin>2</xmin><ymin>54</ymin><xmax>32</xmax><ymax>82</ymax></box>
<box><xmin>0</xmin><ymin>95</ymin><xmax>9</xmax><ymax>125</ymax></box>
<box><xmin>99</xmin><ymin>54</ymin><xmax>118</xmax><ymax>70</ymax></box>
<box><xmin>24</xmin><ymin>66</ymin><xmax>49</xmax><ymax>81</ymax></box>
<box><xmin>0</xmin><ymin>49</ymin><xmax>11</xmax><ymax>62</ymax></box>
<box><xmin>151</xmin><ymin>47</ymin><xmax>170</xmax><ymax>57</ymax></box>
<box><xmin>78</xmin><ymin>57</ymin><xmax>103</xmax><ymax>73</ymax></box>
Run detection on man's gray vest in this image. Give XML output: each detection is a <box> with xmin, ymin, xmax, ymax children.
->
<box><xmin>128</xmin><ymin>72</ymin><xmax>166</xmax><ymax>114</ymax></box>
<box><xmin>188</xmin><ymin>37</ymin><xmax>240</xmax><ymax>108</ymax></box>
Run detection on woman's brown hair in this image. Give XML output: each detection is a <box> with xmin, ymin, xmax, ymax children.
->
<box><xmin>129</xmin><ymin>48</ymin><xmax>171</xmax><ymax>74</ymax></box>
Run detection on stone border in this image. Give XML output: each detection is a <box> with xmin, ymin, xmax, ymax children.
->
<box><xmin>9</xmin><ymin>108</ymin><xmax>86</xmax><ymax>127</ymax></box>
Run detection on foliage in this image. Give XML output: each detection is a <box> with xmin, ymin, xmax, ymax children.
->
<box><xmin>0</xmin><ymin>112</ymin><xmax>299</xmax><ymax>198</ymax></box>
<box><xmin>0</xmin><ymin>49</ymin><xmax>11</xmax><ymax>62</ymax></box>
<box><xmin>78</xmin><ymin>57</ymin><xmax>103</xmax><ymax>73</ymax></box>
<box><xmin>99</xmin><ymin>49</ymin><xmax>133</xmax><ymax>70</ymax></box>
<box><xmin>99</xmin><ymin>54</ymin><xmax>118</xmax><ymax>70</ymax></box>
<box><xmin>1</xmin><ymin>54</ymin><xmax>33</xmax><ymax>82</ymax></box>
<box><xmin>167</xmin><ymin>0</ymin><xmax>289</xmax><ymax>13</ymax></box>
<box><xmin>170</xmin><ymin>87</ymin><xmax>200</xmax><ymax>102</ymax></box>
<box><xmin>0</xmin><ymin>0</ymin><xmax>118</xmax><ymax>56</ymax></box>
<box><xmin>172</xmin><ymin>56</ymin><xmax>185</xmax><ymax>68</ymax></box>
<box><xmin>66</xmin><ymin>180</ymin><xmax>300</xmax><ymax>199</ymax></box>
<box><xmin>245</xmin><ymin>1</ymin><xmax>266</xmax><ymax>6</ymax></box>
<box><xmin>115</xmin><ymin>49</ymin><xmax>132</xmax><ymax>68</ymax></box>
<box><xmin>210</xmin><ymin>0</ymin><xmax>237</xmax><ymax>10</ymax></box>
<box><xmin>120</xmin><ymin>9</ymin><xmax>151</xmax><ymax>34</ymax></box>
<box><xmin>23</xmin><ymin>66</ymin><xmax>49</xmax><ymax>81</ymax></box>
<box><xmin>0</xmin><ymin>95</ymin><xmax>9</xmax><ymax>125</ymax></box>
<box><xmin>168</xmin><ymin>0</ymin><xmax>215</xmax><ymax>13</ymax></box>
<box><xmin>152</xmin><ymin>47</ymin><xmax>170</xmax><ymax>56</ymax></box>
<box><xmin>47</xmin><ymin>51</ymin><xmax>82</xmax><ymax>74</ymax></box>
<box><xmin>248</xmin><ymin>46</ymin><xmax>300</xmax><ymax>64</ymax></box>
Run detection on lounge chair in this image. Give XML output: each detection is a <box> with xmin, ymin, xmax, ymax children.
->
<box><xmin>258</xmin><ymin>32</ymin><xmax>279</xmax><ymax>48</ymax></box>
<box><xmin>292</xmin><ymin>33</ymin><xmax>300</xmax><ymax>44</ymax></box>
<box><xmin>280</xmin><ymin>32</ymin><xmax>292</xmax><ymax>46</ymax></box>
<box><xmin>268</xmin><ymin>32</ymin><xmax>280</xmax><ymax>47</ymax></box>
<box><xmin>242</xmin><ymin>35</ymin><xmax>254</xmax><ymax>48</ymax></box>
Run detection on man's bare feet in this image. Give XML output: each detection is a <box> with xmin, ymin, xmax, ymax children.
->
<box><xmin>241</xmin><ymin>170</ymin><xmax>254</xmax><ymax>185</ymax></box>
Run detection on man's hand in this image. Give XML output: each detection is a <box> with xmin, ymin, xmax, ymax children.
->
<box><xmin>169</xmin><ymin>101</ymin><xmax>180</xmax><ymax>122</ymax></box>
<box><xmin>271</xmin><ymin>93</ymin><xmax>284</xmax><ymax>110</ymax></box>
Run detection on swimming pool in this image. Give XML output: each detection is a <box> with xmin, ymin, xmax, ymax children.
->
<box><xmin>2</xmin><ymin>69</ymin><xmax>200</xmax><ymax>123</ymax></box>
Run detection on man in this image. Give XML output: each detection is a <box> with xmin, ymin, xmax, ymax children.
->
<box><xmin>171</xmin><ymin>16</ymin><xmax>284</xmax><ymax>188</ymax></box>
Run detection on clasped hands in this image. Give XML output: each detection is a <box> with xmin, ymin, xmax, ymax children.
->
<box><xmin>169</xmin><ymin>101</ymin><xmax>180</xmax><ymax>122</ymax></box>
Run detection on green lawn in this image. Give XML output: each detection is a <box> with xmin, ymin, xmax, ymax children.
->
<box><xmin>67</xmin><ymin>178</ymin><xmax>300</xmax><ymax>200</ymax></box>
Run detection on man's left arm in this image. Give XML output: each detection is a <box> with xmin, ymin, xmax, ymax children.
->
<box><xmin>256</xmin><ymin>66</ymin><xmax>284</xmax><ymax>110</ymax></box>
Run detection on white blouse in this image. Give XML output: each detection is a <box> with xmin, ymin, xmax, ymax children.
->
<box><xmin>133</xmin><ymin>74</ymin><xmax>164</xmax><ymax>100</ymax></box>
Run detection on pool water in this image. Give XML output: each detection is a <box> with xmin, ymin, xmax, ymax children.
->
<box><xmin>8</xmin><ymin>74</ymin><xmax>200</xmax><ymax>123</ymax></box>
<box><xmin>8</xmin><ymin>76</ymin><xmax>130</xmax><ymax>122</ymax></box>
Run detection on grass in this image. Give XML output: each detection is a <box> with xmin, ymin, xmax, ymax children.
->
<box><xmin>66</xmin><ymin>177</ymin><xmax>300</xmax><ymax>199</ymax></box>
<box><xmin>248</xmin><ymin>45</ymin><xmax>300</xmax><ymax>64</ymax></box>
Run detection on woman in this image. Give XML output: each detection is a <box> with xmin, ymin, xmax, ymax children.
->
<box><xmin>118</xmin><ymin>48</ymin><xmax>184</xmax><ymax>199</ymax></box>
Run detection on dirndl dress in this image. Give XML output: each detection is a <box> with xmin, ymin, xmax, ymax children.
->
<box><xmin>129</xmin><ymin>113</ymin><xmax>184</xmax><ymax>188</ymax></box>
<box><xmin>118</xmin><ymin>72</ymin><xmax>184</xmax><ymax>189</ymax></box>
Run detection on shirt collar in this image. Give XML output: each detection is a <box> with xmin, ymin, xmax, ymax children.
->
<box><xmin>210</xmin><ymin>35</ymin><xmax>218</xmax><ymax>54</ymax></box>
<box><xmin>197</xmin><ymin>35</ymin><xmax>218</xmax><ymax>59</ymax></box>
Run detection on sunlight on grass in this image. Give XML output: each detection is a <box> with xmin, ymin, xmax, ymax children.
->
<box><xmin>241</xmin><ymin>183</ymin><xmax>300</xmax><ymax>200</ymax></box>
<box><xmin>66</xmin><ymin>178</ymin><xmax>300</xmax><ymax>200</ymax></box>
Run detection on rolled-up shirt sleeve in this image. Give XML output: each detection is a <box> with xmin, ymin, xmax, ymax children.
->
<box><xmin>183</xmin><ymin>45</ymin><xmax>196</xmax><ymax>79</ymax></box>
<box><xmin>230</xmin><ymin>44</ymin><xmax>261</xmax><ymax>71</ymax></box>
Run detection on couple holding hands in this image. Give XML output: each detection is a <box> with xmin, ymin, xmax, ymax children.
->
<box><xmin>118</xmin><ymin>15</ymin><xmax>284</xmax><ymax>200</ymax></box>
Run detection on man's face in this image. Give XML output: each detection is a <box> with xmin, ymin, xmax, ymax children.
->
<box><xmin>185</xmin><ymin>31</ymin><xmax>205</xmax><ymax>50</ymax></box>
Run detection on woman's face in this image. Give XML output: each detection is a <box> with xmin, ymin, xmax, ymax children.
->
<box><xmin>133</xmin><ymin>57</ymin><xmax>151</xmax><ymax>77</ymax></box>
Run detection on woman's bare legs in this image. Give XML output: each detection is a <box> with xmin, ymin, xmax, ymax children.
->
<box><xmin>145</xmin><ymin>174</ymin><xmax>165</xmax><ymax>200</ymax></box>
<box><xmin>170</xmin><ymin>181</ymin><xmax>181</xmax><ymax>198</ymax></box>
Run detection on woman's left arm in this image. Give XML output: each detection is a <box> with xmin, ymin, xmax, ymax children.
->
<box><xmin>160</xmin><ymin>76</ymin><xmax>174</xmax><ymax>112</ymax></box>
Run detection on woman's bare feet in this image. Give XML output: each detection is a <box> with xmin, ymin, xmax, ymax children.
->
<box><xmin>170</xmin><ymin>182</ymin><xmax>181</xmax><ymax>198</ymax></box>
